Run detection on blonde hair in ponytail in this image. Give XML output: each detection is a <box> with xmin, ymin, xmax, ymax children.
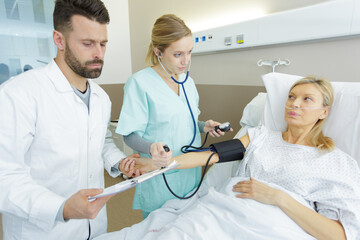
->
<box><xmin>289</xmin><ymin>76</ymin><xmax>335</xmax><ymax>151</ymax></box>
<box><xmin>145</xmin><ymin>14</ymin><xmax>192</xmax><ymax>67</ymax></box>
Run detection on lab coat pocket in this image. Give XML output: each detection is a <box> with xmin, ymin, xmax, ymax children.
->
<box><xmin>21</xmin><ymin>221</ymin><xmax>43</xmax><ymax>240</ymax></box>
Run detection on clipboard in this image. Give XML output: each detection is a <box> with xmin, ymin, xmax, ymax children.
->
<box><xmin>88</xmin><ymin>161</ymin><xmax>179</xmax><ymax>201</ymax></box>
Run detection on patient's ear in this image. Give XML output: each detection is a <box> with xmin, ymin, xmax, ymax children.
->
<box><xmin>319</xmin><ymin>107</ymin><xmax>330</xmax><ymax>120</ymax></box>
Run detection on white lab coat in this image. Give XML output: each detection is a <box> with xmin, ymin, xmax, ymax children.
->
<box><xmin>0</xmin><ymin>60</ymin><xmax>126</xmax><ymax>240</ymax></box>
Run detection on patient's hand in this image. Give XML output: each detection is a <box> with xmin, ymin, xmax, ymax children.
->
<box><xmin>134</xmin><ymin>157</ymin><xmax>158</xmax><ymax>173</ymax></box>
<box><xmin>232</xmin><ymin>177</ymin><xmax>283</xmax><ymax>206</ymax></box>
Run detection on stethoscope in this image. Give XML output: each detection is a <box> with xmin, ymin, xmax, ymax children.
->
<box><xmin>157</xmin><ymin>55</ymin><xmax>198</xmax><ymax>150</ymax></box>
<box><xmin>158</xmin><ymin>55</ymin><xmax>214</xmax><ymax>200</ymax></box>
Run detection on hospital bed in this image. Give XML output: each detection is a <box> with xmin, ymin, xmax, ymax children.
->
<box><xmin>95</xmin><ymin>72</ymin><xmax>360</xmax><ymax>240</ymax></box>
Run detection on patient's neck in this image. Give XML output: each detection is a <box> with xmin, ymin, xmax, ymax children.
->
<box><xmin>282</xmin><ymin>127</ymin><xmax>313</xmax><ymax>146</ymax></box>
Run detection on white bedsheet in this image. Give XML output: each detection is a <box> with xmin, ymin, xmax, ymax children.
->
<box><xmin>95</xmin><ymin>177</ymin><xmax>315</xmax><ymax>240</ymax></box>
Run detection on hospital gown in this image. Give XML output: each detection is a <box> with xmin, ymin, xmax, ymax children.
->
<box><xmin>236</xmin><ymin>125</ymin><xmax>360</xmax><ymax>239</ymax></box>
<box><xmin>116</xmin><ymin>67</ymin><xmax>201</xmax><ymax>213</ymax></box>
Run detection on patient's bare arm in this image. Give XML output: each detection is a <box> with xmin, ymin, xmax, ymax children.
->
<box><xmin>133</xmin><ymin>157</ymin><xmax>157</xmax><ymax>172</ymax></box>
<box><xmin>134</xmin><ymin>151</ymin><xmax>220</xmax><ymax>173</ymax></box>
<box><xmin>276</xmin><ymin>191</ymin><xmax>346</xmax><ymax>240</ymax></box>
<box><xmin>233</xmin><ymin>177</ymin><xmax>346</xmax><ymax>240</ymax></box>
<box><xmin>134</xmin><ymin>134</ymin><xmax>250</xmax><ymax>172</ymax></box>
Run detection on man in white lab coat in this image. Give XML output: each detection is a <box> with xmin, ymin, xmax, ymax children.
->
<box><xmin>0</xmin><ymin>0</ymin><xmax>139</xmax><ymax>239</ymax></box>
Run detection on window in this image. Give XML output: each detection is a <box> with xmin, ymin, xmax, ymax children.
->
<box><xmin>5</xmin><ymin>0</ymin><xmax>20</xmax><ymax>20</ymax></box>
<box><xmin>0</xmin><ymin>0</ymin><xmax>55</xmax><ymax>85</ymax></box>
<box><xmin>32</xmin><ymin>0</ymin><xmax>45</xmax><ymax>23</ymax></box>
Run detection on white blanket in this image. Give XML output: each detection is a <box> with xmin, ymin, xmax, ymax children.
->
<box><xmin>95</xmin><ymin>177</ymin><xmax>315</xmax><ymax>240</ymax></box>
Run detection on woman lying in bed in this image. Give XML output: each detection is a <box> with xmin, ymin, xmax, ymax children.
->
<box><xmin>131</xmin><ymin>76</ymin><xmax>360</xmax><ymax>240</ymax></box>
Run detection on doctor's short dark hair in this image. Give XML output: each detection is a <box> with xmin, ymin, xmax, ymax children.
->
<box><xmin>53</xmin><ymin>0</ymin><xmax>110</xmax><ymax>34</ymax></box>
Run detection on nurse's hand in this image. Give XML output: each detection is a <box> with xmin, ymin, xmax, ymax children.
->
<box><xmin>63</xmin><ymin>189</ymin><xmax>113</xmax><ymax>220</ymax></box>
<box><xmin>204</xmin><ymin>119</ymin><xmax>233</xmax><ymax>137</ymax></box>
<box><xmin>150</xmin><ymin>142</ymin><xmax>172</xmax><ymax>167</ymax></box>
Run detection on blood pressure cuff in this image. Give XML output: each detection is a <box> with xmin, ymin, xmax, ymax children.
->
<box><xmin>210</xmin><ymin>139</ymin><xmax>246</xmax><ymax>163</ymax></box>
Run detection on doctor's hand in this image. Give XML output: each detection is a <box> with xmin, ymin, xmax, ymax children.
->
<box><xmin>204</xmin><ymin>119</ymin><xmax>233</xmax><ymax>137</ymax></box>
<box><xmin>63</xmin><ymin>189</ymin><xmax>113</xmax><ymax>220</ymax></box>
<box><xmin>119</xmin><ymin>157</ymin><xmax>141</xmax><ymax>178</ymax></box>
<box><xmin>232</xmin><ymin>177</ymin><xmax>283</xmax><ymax>206</ymax></box>
<box><xmin>150</xmin><ymin>142</ymin><xmax>172</xmax><ymax>167</ymax></box>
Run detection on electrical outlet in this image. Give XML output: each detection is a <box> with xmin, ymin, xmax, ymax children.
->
<box><xmin>224</xmin><ymin>36</ymin><xmax>232</xmax><ymax>46</ymax></box>
<box><xmin>236</xmin><ymin>34</ymin><xmax>244</xmax><ymax>44</ymax></box>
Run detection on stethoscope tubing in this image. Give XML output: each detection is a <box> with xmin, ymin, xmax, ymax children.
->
<box><xmin>158</xmin><ymin>55</ymin><xmax>212</xmax><ymax>200</ymax></box>
<box><xmin>158</xmin><ymin>56</ymin><xmax>196</xmax><ymax>150</ymax></box>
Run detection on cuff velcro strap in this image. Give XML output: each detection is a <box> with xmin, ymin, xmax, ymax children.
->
<box><xmin>210</xmin><ymin>139</ymin><xmax>246</xmax><ymax>163</ymax></box>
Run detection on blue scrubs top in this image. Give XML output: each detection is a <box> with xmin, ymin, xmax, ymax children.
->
<box><xmin>116</xmin><ymin>67</ymin><xmax>201</xmax><ymax>212</ymax></box>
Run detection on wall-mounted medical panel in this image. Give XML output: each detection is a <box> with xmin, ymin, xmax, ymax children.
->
<box><xmin>193</xmin><ymin>0</ymin><xmax>359</xmax><ymax>54</ymax></box>
<box><xmin>351</xmin><ymin>0</ymin><xmax>360</xmax><ymax>34</ymax></box>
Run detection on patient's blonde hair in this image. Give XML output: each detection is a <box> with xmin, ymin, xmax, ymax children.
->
<box><xmin>145</xmin><ymin>14</ymin><xmax>192</xmax><ymax>67</ymax></box>
<box><xmin>289</xmin><ymin>76</ymin><xmax>335</xmax><ymax>151</ymax></box>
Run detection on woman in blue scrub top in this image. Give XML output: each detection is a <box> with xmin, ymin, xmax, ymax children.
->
<box><xmin>116</xmin><ymin>14</ymin><xmax>231</xmax><ymax>219</ymax></box>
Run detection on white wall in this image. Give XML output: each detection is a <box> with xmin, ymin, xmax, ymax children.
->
<box><xmin>94</xmin><ymin>0</ymin><xmax>132</xmax><ymax>85</ymax></box>
<box><xmin>128</xmin><ymin>0</ymin><xmax>360</xmax><ymax>86</ymax></box>
<box><xmin>190</xmin><ymin>36</ymin><xmax>360</xmax><ymax>86</ymax></box>
<box><xmin>192</xmin><ymin>0</ymin><xmax>359</xmax><ymax>54</ymax></box>
<box><xmin>128</xmin><ymin>0</ymin><xmax>328</xmax><ymax>74</ymax></box>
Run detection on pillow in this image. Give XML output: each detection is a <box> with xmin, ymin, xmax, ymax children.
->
<box><xmin>240</xmin><ymin>92</ymin><xmax>267</xmax><ymax>128</ymax></box>
<box><xmin>262</xmin><ymin>72</ymin><xmax>360</xmax><ymax>165</ymax></box>
<box><xmin>236</xmin><ymin>92</ymin><xmax>267</xmax><ymax>139</ymax></box>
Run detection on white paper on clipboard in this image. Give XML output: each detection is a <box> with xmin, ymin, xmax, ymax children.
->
<box><xmin>88</xmin><ymin>161</ymin><xmax>179</xmax><ymax>201</ymax></box>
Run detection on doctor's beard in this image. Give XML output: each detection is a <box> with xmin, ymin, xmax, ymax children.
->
<box><xmin>64</xmin><ymin>45</ymin><xmax>104</xmax><ymax>79</ymax></box>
